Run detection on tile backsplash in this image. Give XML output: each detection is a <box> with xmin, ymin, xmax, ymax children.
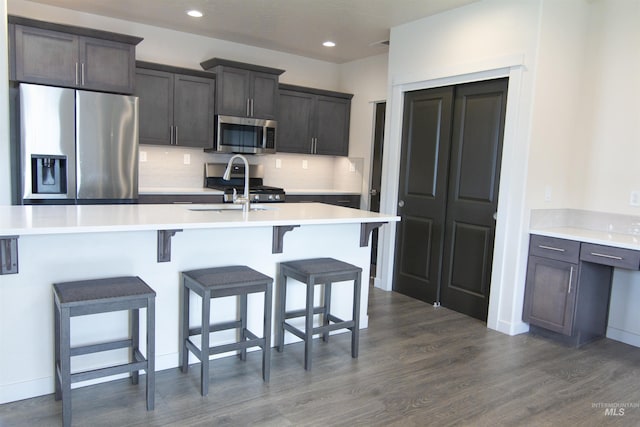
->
<box><xmin>531</xmin><ymin>209</ymin><xmax>640</xmax><ymax>236</ymax></box>
<box><xmin>138</xmin><ymin>145</ymin><xmax>363</xmax><ymax>193</ymax></box>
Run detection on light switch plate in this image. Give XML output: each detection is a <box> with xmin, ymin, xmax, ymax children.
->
<box><xmin>183</xmin><ymin>154</ymin><xmax>190</xmax><ymax>165</ymax></box>
<box><xmin>275</xmin><ymin>158</ymin><xmax>282</xmax><ymax>169</ymax></box>
<box><xmin>630</xmin><ymin>191</ymin><xmax>640</xmax><ymax>206</ymax></box>
<box><xmin>302</xmin><ymin>160</ymin><xmax>308</xmax><ymax>169</ymax></box>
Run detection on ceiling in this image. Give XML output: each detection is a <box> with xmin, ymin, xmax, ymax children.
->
<box><xmin>24</xmin><ymin>0</ymin><xmax>479</xmax><ymax>63</ymax></box>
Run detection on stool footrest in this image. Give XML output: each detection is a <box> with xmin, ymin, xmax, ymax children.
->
<box><xmin>67</xmin><ymin>360</ymin><xmax>148</xmax><ymax>383</ymax></box>
<box><xmin>284</xmin><ymin>319</ymin><xmax>355</xmax><ymax>337</ymax></box>
<box><xmin>70</xmin><ymin>338</ymin><xmax>133</xmax><ymax>357</ymax></box>
<box><xmin>284</xmin><ymin>306</ymin><xmax>327</xmax><ymax>319</ymax></box>
<box><xmin>209</xmin><ymin>337</ymin><xmax>265</xmax><ymax>356</ymax></box>
<box><xmin>188</xmin><ymin>320</ymin><xmax>242</xmax><ymax>336</ymax></box>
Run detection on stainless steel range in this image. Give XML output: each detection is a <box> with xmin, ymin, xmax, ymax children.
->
<box><xmin>205</xmin><ymin>163</ymin><xmax>285</xmax><ymax>202</ymax></box>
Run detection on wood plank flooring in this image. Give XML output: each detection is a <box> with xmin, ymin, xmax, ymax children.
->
<box><xmin>2</xmin><ymin>287</ymin><xmax>640</xmax><ymax>426</ymax></box>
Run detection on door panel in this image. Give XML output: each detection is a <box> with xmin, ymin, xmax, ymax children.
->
<box><xmin>440</xmin><ymin>78</ymin><xmax>508</xmax><ymax>321</ymax></box>
<box><xmin>393</xmin><ymin>87</ymin><xmax>453</xmax><ymax>303</ymax></box>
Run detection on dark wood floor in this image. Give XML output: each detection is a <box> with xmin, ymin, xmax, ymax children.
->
<box><xmin>2</xmin><ymin>287</ymin><xmax>640</xmax><ymax>426</ymax></box>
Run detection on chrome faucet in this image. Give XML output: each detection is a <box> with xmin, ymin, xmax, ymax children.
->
<box><xmin>223</xmin><ymin>154</ymin><xmax>251</xmax><ymax>213</ymax></box>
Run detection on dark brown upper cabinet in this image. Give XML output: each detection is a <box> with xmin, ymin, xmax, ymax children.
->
<box><xmin>200</xmin><ymin>58</ymin><xmax>284</xmax><ymax>120</ymax></box>
<box><xmin>9</xmin><ymin>16</ymin><xmax>142</xmax><ymax>94</ymax></box>
<box><xmin>278</xmin><ymin>84</ymin><xmax>352</xmax><ymax>156</ymax></box>
<box><xmin>135</xmin><ymin>62</ymin><xmax>215</xmax><ymax>148</ymax></box>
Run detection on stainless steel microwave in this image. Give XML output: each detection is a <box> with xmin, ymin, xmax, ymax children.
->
<box><xmin>209</xmin><ymin>115</ymin><xmax>277</xmax><ymax>154</ymax></box>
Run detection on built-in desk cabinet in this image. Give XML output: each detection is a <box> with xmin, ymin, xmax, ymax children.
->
<box><xmin>9</xmin><ymin>16</ymin><xmax>141</xmax><ymax>94</ymax></box>
<box><xmin>523</xmin><ymin>234</ymin><xmax>640</xmax><ymax>347</ymax></box>
<box><xmin>136</xmin><ymin>62</ymin><xmax>215</xmax><ymax>148</ymax></box>
<box><xmin>278</xmin><ymin>84</ymin><xmax>352</xmax><ymax>156</ymax></box>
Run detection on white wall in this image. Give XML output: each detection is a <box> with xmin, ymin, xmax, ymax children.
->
<box><xmin>0</xmin><ymin>0</ymin><xmax>9</xmax><ymax>205</ymax></box>
<box><xmin>339</xmin><ymin>53</ymin><xmax>389</xmax><ymax>209</ymax></box>
<box><xmin>579</xmin><ymin>0</ymin><xmax>640</xmax><ymax>214</ymax></box>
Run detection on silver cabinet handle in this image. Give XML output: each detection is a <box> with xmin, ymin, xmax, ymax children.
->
<box><xmin>250</xmin><ymin>98</ymin><xmax>254</xmax><ymax>117</ymax></box>
<box><xmin>398</xmin><ymin>200</ymin><xmax>405</xmax><ymax>208</ymax></box>
<box><xmin>81</xmin><ymin>63</ymin><xmax>85</xmax><ymax>85</ymax></box>
<box><xmin>174</xmin><ymin>126</ymin><xmax>178</xmax><ymax>145</ymax></box>
<box><xmin>568</xmin><ymin>266</ymin><xmax>574</xmax><ymax>293</ymax></box>
<box><xmin>538</xmin><ymin>245</ymin><xmax>566</xmax><ymax>252</ymax></box>
<box><xmin>75</xmin><ymin>62</ymin><xmax>79</xmax><ymax>85</ymax></box>
<box><xmin>590</xmin><ymin>252</ymin><xmax>623</xmax><ymax>260</ymax></box>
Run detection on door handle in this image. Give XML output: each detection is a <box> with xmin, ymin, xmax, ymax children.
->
<box><xmin>398</xmin><ymin>200</ymin><xmax>405</xmax><ymax>208</ymax></box>
<box><xmin>493</xmin><ymin>211</ymin><xmax>497</xmax><ymax>221</ymax></box>
<box><xmin>370</xmin><ymin>189</ymin><xmax>378</xmax><ymax>196</ymax></box>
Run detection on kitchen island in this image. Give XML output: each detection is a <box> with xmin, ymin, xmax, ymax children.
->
<box><xmin>0</xmin><ymin>203</ymin><xmax>399</xmax><ymax>403</ymax></box>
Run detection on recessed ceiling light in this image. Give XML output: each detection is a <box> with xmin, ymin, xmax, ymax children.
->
<box><xmin>187</xmin><ymin>10</ymin><xmax>203</xmax><ymax>18</ymax></box>
<box><xmin>322</xmin><ymin>41</ymin><xmax>336</xmax><ymax>47</ymax></box>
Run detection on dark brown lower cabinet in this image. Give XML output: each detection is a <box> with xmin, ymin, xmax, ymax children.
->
<box><xmin>286</xmin><ymin>194</ymin><xmax>360</xmax><ymax>209</ymax></box>
<box><xmin>522</xmin><ymin>235</ymin><xmax>613</xmax><ymax>347</ymax></box>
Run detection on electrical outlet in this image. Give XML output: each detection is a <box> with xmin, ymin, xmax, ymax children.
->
<box><xmin>630</xmin><ymin>191</ymin><xmax>640</xmax><ymax>206</ymax></box>
<box><xmin>349</xmin><ymin>161</ymin><xmax>356</xmax><ymax>172</ymax></box>
<box><xmin>183</xmin><ymin>154</ymin><xmax>190</xmax><ymax>165</ymax></box>
<box><xmin>544</xmin><ymin>185</ymin><xmax>552</xmax><ymax>202</ymax></box>
<box><xmin>140</xmin><ymin>151</ymin><xmax>147</xmax><ymax>162</ymax></box>
<box><xmin>302</xmin><ymin>160</ymin><xmax>308</xmax><ymax>169</ymax></box>
<box><xmin>275</xmin><ymin>158</ymin><xmax>282</xmax><ymax>169</ymax></box>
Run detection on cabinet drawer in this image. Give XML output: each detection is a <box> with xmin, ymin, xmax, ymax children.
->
<box><xmin>529</xmin><ymin>235</ymin><xmax>580</xmax><ymax>263</ymax></box>
<box><xmin>580</xmin><ymin>243</ymin><xmax>640</xmax><ymax>270</ymax></box>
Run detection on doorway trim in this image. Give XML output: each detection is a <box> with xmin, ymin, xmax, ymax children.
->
<box><xmin>377</xmin><ymin>53</ymin><xmax>532</xmax><ymax>336</ymax></box>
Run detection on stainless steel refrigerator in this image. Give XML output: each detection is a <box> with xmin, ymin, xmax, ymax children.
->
<box><xmin>18</xmin><ymin>83</ymin><xmax>139</xmax><ymax>204</ymax></box>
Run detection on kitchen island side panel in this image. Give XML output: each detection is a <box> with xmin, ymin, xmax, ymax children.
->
<box><xmin>0</xmin><ymin>223</ymin><xmax>369</xmax><ymax>404</ymax></box>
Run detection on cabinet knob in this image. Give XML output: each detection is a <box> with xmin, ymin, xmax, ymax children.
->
<box><xmin>398</xmin><ymin>200</ymin><xmax>405</xmax><ymax>208</ymax></box>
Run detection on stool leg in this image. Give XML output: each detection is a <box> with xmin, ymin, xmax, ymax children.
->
<box><xmin>304</xmin><ymin>279</ymin><xmax>314</xmax><ymax>371</ymax></box>
<box><xmin>180</xmin><ymin>281</ymin><xmax>190</xmax><ymax>373</ymax></box>
<box><xmin>131</xmin><ymin>308</ymin><xmax>139</xmax><ymax>385</ymax></box>
<box><xmin>351</xmin><ymin>272</ymin><xmax>362</xmax><ymax>359</ymax></box>
<box><xmin>276</xmin><ymin>272</ymin><xmax>287</xmax><ymax>352</ymax></box>
<box><xmin>263</xmin><ymin>283</ymin><xmax>272</xmax><ymax>382</ymax></box>
<box><xmin>54</xmin><ymin>299</ymin><xmax>61</xmax><ymax>401</ymax></box>
<box><xmin>200</xmin><ymin>290</ymin><xmax>211</xmax><ymax>396</ymax></box>
<box><xmin>146</xmin><ymin>297</ymin><xmax>156</xmax><ymax>410</ymax></box>
<box><xmin>239</xmin><ymin>293</ymin><xmax>247</xmax><ymax>361</ymax></box>
<box><xmin>60</xmin><ymin>306</ymin><xmax>72</xmax><ymax>427</ymax></box>
<box><xmin>322</xmin><ymin>282</ymin><xmax>332</xmax><ymax>343</ymax></box>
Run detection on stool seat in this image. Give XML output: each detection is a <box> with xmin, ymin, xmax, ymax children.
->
<box><xmin>54</xmin><ymin>276</ymin><xmax>155</xmax><ymax>305</ymax></box>
<box><xmin>181</xmin><ymin>265</ymin><xmax>273</xmax><ymax>396</ymax></box>
<box><xmin>276</xmin><ymin>257</ymin><xmax>362</xmax><ymax>371</ymax></box>
<box><xmin>53</xmin><ymin>276</ymin><xmax>155</xmax><ymax>427</ymax></box>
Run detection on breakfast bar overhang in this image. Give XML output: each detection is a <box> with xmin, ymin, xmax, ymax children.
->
<box><xmin>0</xmin><ymin>203</ymin><xmax>399</xmax><ymax>403</ymax></box>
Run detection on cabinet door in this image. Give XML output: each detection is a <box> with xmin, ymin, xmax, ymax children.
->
<box><xmin>315</xmin><ymin>95</ymin><xmax>351</xmax><ymax>156</ymax></box>
<box><xmin>14</xmin><ymin>25</ymin><xmax>79</xmax><ymax>87</ymax></box>
<box><xmin>278</xmin><ymin>90</ymin><xmax>313</xmax><ymax>153</ymax></box>
<box><xmin>80</xmin><ymin>37</ymin><xmax>135</xmax><ymax>93</ymax></box>
<box><xmin>216</xmin><ymin>67</ymin><xmax>250</xmax><ymax>117</ymax></box>
<box><xmin>173</xmin><ymin>74</ymin><xmax>215</xmax><ymax>148</ymax></box>
<box><xmin>251</xmin><ymin>72</ymin><xmax>279</xmax><ymax>119</ymax></box>
<box><xmin>136</xmin><ymin>69</ymin><xmax>174</xmax><ymax>146</ymax></box>
<box><xmin>522</xmin><ymin>256</ymin><xmax>578</xmax><ymax>335</ymax></box>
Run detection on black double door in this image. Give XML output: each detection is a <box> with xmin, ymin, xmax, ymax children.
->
<box><xmin>393</xmin><ymin>78</ymin><xmax>508</xmax><ymax>321</ymax></box>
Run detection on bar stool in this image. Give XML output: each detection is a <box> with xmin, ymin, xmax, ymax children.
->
<box><xmin>53</xmin><ymin>276</ymin><xmax>156</xmax><ymax>427</ymax></box>
<box><xmin>180</xmin><ymin>265</ymin><xmax>273</xmax><ymax>396</ymax></box>
<box><xmin>276</xmin><ymin>257</ymin><xmax>362</xmax><ymax>370</ymax></box>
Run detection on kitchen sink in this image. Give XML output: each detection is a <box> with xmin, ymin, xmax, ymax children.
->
<box><xmin>187</xmin><ymin>204</ymin><xmax>276</xmax><ymax>212</ymax></box>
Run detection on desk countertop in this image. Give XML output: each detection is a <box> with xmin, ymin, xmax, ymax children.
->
<box><xmin>530</xmin><ymin>227</ymin><xmax>640</xmax><ymax>251</ymax></box>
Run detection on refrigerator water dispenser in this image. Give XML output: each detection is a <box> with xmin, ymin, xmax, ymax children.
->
<box><xmin>31</xmin><ymin>155</ymin><xmax>67</xmax><ymax>194</ymax></box>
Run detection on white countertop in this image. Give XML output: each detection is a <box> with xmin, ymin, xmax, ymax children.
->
<box><xmin>530</xmin><ymin>227</ymin><xmax>640</xmax><ymax>251</ymax></box>
<box><xmin>0</xmin><ymin>203</ymin><xmax>399</xmax><ymax>236</ymax></box>
<box><xmin>138</xmin><ymin>187</ymin><xmax>360</xmax><ymax>196</ymax></box>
